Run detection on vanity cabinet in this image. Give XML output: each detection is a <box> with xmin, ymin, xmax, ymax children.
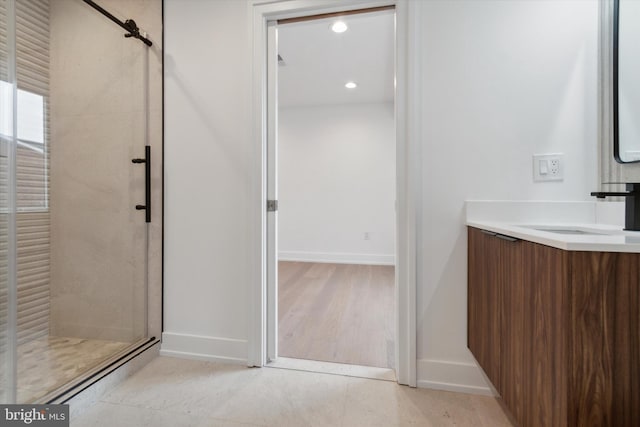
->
<box><xmin>468</xmin><ymin>226</ymin><xmax>640</xmax><ymax>427</ymax></box>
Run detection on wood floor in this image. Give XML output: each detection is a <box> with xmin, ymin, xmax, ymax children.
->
<box><xmin>278</xmin><ymin>261</ymin><xmax>395</xmax><ymax>369</ymax></box>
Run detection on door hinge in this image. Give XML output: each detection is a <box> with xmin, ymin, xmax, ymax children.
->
<box><xmin>267</xmin><ymin>200</ymin><xmax>278</xmax><ymax>212</ymax></box>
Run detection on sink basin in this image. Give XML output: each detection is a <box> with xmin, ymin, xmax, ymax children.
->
<box><xmin>519</xmin><ymin>225</ymin><xmax>617</xmax><ymax>236</ymax></box>
<box><xmin>533</xmin><ymin>228</ymin><xmax>601</xmax><ymax>235</ymax></box>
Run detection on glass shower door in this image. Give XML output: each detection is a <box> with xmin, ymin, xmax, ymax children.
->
<box><xmin>1</xmin><ymin>0</ymin><xmax>154</xmax><ymax>404</ymax></box>
<box><xmin>0</xmin><ymin>0</ymin><xmax>17</xmax><ymax>404</ymax></box>
<box><xmin>11</xmin><ymin>0</ymin><xmax>150</xmax><ymax>402</ymax></box>
<box><xmin>42</xmin><ymin>0</ymin><xmax>149</xmax><ymax>397</ymax></box>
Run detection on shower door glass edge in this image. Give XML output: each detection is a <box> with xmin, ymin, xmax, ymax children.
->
<box><xmin>0</xmin><ymin>0</ymin><xmax>18</xmax><ymax>405</ymax></box>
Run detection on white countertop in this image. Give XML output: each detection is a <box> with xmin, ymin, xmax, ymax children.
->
<box><xmin>465</xmin><ymin>200</ymin><xmax>640</xmax><ymax>253</ymax></box>
<box><xmin>467</xmin><ymin>221</ymin><xmax>640</xmax><ymax>253</ymax></box>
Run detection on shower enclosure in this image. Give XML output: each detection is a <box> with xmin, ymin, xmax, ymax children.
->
<box><xmin>0</xmin><ymin>0</ymin><xmax>161</xmax><ymax>403</ymax></box>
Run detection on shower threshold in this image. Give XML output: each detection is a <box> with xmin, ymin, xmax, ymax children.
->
<box><xmin>15</xmin><ymin>336</ymin><xmax>156</xmax><ymax>404</ymax></box>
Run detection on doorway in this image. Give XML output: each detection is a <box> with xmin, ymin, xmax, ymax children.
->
<box><xmin>266</xmin><ymin>7</ymin><xmax>396</xmax><ymax>377</ymax></box>
<box><xmin>251</xmin><ymin>0</ymin><xmax>416</xmax><ymax>387</ymax></box>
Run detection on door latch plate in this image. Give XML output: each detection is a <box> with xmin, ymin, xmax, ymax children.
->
<box><xmin>267</xmin><ymin>200</ymin><xmax>278</xmax><ymax>212</ymax></box>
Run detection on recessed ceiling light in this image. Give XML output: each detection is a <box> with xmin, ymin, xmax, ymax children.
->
<box><xmin>345</xmin><ymin>81</ymin><xmax>357</xmax><ymax>89</ymax></box>
<box><xmin>331</xmin><ymin>21</ymin><xmax>348</xmax><ymax>33</ymax></box>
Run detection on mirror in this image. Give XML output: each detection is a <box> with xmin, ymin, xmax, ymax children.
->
<box><xmin>614</xmin><ymin>0</ymin><xmax>640</xmax><ymax>163</ymax></box>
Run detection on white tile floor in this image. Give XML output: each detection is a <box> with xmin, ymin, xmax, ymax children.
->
<box><xmin>71</xmin><ymin>356</ymin><xmax>514</xmax><ymax>427</ymax></box>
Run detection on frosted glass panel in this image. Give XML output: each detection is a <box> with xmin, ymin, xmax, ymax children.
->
<box><xmin>0</xmin><ymin>0</ymin><xmax>18</xmax><ymax>405</ymax></box>
<box><xmin>0</xmin><ymin>82</ymin><xmax>43</xmax><ymax>144</ymax></box>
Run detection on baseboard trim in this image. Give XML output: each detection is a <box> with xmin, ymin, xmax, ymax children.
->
<box><xmin>160</xmin><ymin>332</ymin><xmax>247</xmax><ymax>365</ymax></box>
<box><xmin>417</xmin><ymin>358</ymin><xmax>494</xmax><ymax>396</ymax></box>
<box><xmin>279</xmin><ymin>251</ymin><xmax>395</xmax><ymax>266</ymax></box>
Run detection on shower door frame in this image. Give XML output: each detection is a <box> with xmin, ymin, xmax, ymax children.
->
<box><xmin>43</xmin><ymin>0</ymin><xmax>162</xmax><ymax>403</ymax></box>
<box><xmin>1</xmin><ymin>0</ymin><xmax>19</xmax><ymax>405</ymax></box>
<box><xmin>0</xmin><ymin>0</ymin><xmax>163</xmax><ymax>404</ymax></box>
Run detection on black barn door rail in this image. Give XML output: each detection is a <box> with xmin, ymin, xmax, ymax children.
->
<box><xmin>82</xmin><ymin>0</ymin><xmax>153</xmax><ymax>46</ymax></box>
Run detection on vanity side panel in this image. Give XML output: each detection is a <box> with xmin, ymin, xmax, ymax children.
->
<box><xmin>468</xmin><ymin>227</ymin><xmax>502</xmax><ymax>390</ymax></box>
<box><xmin>524</xmin><ymin>242</ymin><xmax>569</xmax><ymax>427</ymax></box>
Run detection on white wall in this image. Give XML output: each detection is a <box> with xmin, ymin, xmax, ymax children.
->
<box><xmin>278</xmin><ymin>103</ymin><xmax>395</xmax><ymax>265</ymax></box>
<box><xmin>163</xmin><ymin>0</ymin><xmax>599</xmax><ymax>387</ymax></box>
<box><xmin>415</xmin><ymin>0</ymin><xmax>598</xmax><ymax>392</ymax></box>
<box><xmin>162</xmin><ymin>0</ymin><xmax>252</xmax><ymax>362</ymax></box>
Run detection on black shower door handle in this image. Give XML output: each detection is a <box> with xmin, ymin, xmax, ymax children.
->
<box><xmin>131</xmin><ymin>145</ymin><xmax>151</xmax><ymax>223</ymax></box>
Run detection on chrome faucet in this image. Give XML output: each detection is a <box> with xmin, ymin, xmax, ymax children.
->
<box><xmin>591</xmin><ymin>183</ymin><xmax>640</xmax><ymax>231</ymax></box>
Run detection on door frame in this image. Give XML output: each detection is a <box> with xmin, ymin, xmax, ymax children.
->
<box><xmin>249</xmin><ymin>0</ymin><xmax>419</xmax><ymax>387</ymax></box>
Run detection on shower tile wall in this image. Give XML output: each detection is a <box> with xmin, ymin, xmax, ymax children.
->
<box><xmin>48</xmin><ymin>0</ymin><xmax>162</xmax><ymax>342</ymax></box>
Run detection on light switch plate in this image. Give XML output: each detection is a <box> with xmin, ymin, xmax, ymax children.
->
<box><xmin>533</xmin><ymin>153</ymin><xmax>563</xmax><ymax>182</ymax></box>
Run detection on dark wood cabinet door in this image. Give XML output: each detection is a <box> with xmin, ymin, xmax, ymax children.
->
<box><xmin>499</xmin><ymin>236</ymin><xmax>525</xmax><ymax>423</ymax></box>
<box><xmin>468</xmin><ymin>227</ymin><xmax>502</xmax><ymax>389</ymax></box>
<box><xmin>470</xmin><ymin>230</ymin><xmax>569</xmax><ymax>427</ymax></box>
<box><xmin>522</xmin><ymin>242</ymin><xmax>568</xmax><ymax>427</ymax></box>
<box><xmin>569</xmin><ymin>251</ymin><xmax>640</xmax><ymax>427</ymax></box>
<box><xmin>469</xmin><ymin>226</ymin><xmax>640</xmax><ymax>427</ymax></box>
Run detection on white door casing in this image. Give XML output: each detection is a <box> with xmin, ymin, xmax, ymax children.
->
<box><xmin>266</xmin><ymin>21</ymin><xmax>279</xmax><ymax>362</ymax></box>
<box><xmin>249</xmin><ymin>0</ymin><xmax>418</xmax><ymax>387</ymax></box>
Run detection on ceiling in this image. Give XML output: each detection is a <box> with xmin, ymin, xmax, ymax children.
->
<box><xmin>277</xmin><ymin>10</ymin><xmax>395</xmax><ymax>108</ymax></box>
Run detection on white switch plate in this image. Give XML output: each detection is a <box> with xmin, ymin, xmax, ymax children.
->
<box><xmin>533</xmin><ymin>153</ymin><xmax>563</xmax><ymax>182</ymax></box>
